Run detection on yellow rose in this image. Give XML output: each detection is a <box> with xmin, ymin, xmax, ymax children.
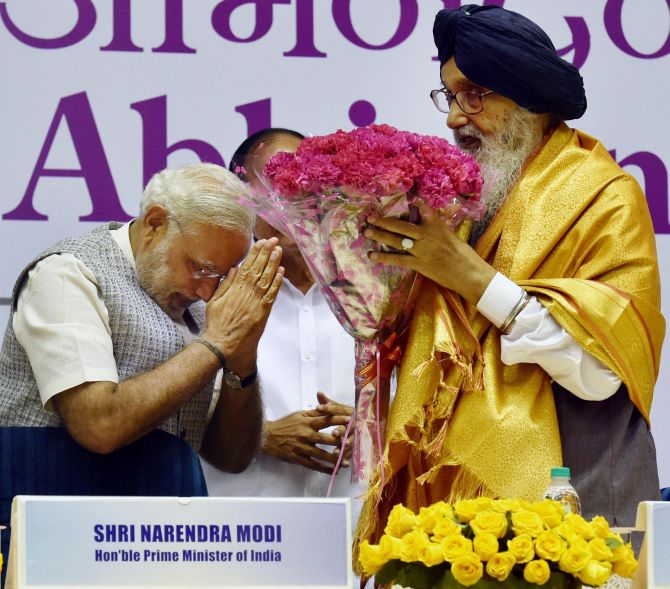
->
<box><xmin>613</xmin><ymin>555</ymin><xmax>637</xmax><ymax>578</ymax></box>
<box><xmin>507</xmin><ymin>534</ymin><xmax>535</xmax><ymax>563</ymax></box>
<box><xmin>610</xmin><ymin>537</ymin><xmax>628</xmax><ymax>561</ymax></box>
<box><xmin>554</xmin><ymin>521</ymin><xmax>580</xmax><ymax>544</ymax></box>
<box><xmin>432</xmin><ymin>517</ymin><xmax>461</xmax><ymax>541</ymax></box>
<box><xmin>473</xmin><ymin>532</ymin><xmax>500</xmax><ymax>561</ymax></box>
<box><xmin>473</xmin><ymin>497</ymin><xmax>495</xmax><ymax>511</ymax></box>
<box><xmin>417</xmin><ymin>502</ymin><xmax>455</xmax><ymax>535</ymax></box>
<box><xmin>384</xmin><ymin>504</ymin><xmax>417</xmax><ymax>538</ymax></box>
<box><xmin>589</xmin><ymin>537</ymin><xmax>613</xmax><ymax>561</ymax></box>
<box><xmin>416</xmin><ymin>505</ymin><xmax>440</xmax><ymax>535</ymax></box>
<box><xmin>420</xmin><ymin>542</ymin><xmax>445</xmax><ymax>567</ymax></box>
<box><xmin>454</xmin><ymin>499</ymin><xmax>480</xmax><ymax>523</ymax></box>
<box><xmin>470</xmin><ymin>510</ymin><xmax>508</xmax><ymax>538</ymax></box>
<box><xmin>486</xmin><ymin>551</ymin><xmax>516</xmax><ymax>581</ymax></box>
<box><xmin>612</xmin><ymin>544</ymin><xmax>637</xmax><ymax>578</ymax></box>
<box><xmin>511</xmin><ymin>509</ymin><xmax>545</xmax><ymax>538</ymax></box>
<box><xmin>523</xmin><ymin>559</ymin><xmax>552</xmax><ymax>585</ymax></box>
<box><xmin>399</xmin><ymin>529</ymin><xmax>431</xmax><ymax>562</ymax></box>
<box><xmin>451</xmin><ymin>553</ymin><xmax>484</xmax><ymax>587</ymax></box>
<box><xmin>492</xmin><ymin>499</ymin><xmax>521</xmax><ymax>514</ymax></box>
<box><xmin>558</xmin><ymin>538</ymin><xmax>591</xmax><ymax>574</ymax></box>
<box><xmin>564</xmin><ymin>513</ymin><xmax>595</xmax><ymax>540</ymax></box>
<box><xmin>358</xmin><ymin>540</ymin><xmax>386</xmax><ymax>575</ymax></box>
<box><xmin>589</xmin><ymin>515</ymin><xmax>612</xmax><ymax>539</ymax></box>
<box><xmin>441</xmin><ymin>533</ymin><xmax>473</xmax><ymax>562</ymax></box>
<box><xmin>610</xmin><ymin>540</ymin><xmax>630</xmax><ymax>561</ymax></box>
<box><xmin>429</xmin><ymin>501</ymin><xmax>456</xmax><ymax>521</ymax></box>
<box><xmin>378</xmin><ymin>535</ymin><xmax>402</xmax><ymax>561</ymax></box>
<box><xmin>578</xmin><ymin>559</ymin><xmax>612</xmax><ymax>587</ymax></box>
<box><xmin>528</xmin><ymin>499</ymin><xmax>565</xmax><ymax>529</ymax></box>
<box><xmin>535</xmin><ymin>530</ymin><xmax>567</xmax><ymax>561</ymax></box>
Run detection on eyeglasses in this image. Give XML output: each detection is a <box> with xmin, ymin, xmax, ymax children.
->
<box><xmin>430</xmin><ymin>87</ymin><xmax>494</xmax><ymax>115</ymax></box>
<box><xmin>170</xmin><ymin>215</ymin><xmax>225</xmax><ymax>281</ymax></box>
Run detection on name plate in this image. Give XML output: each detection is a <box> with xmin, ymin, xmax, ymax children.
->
<box><xmin>634</xmin><ymin>501</ymin><xmax>670</xmax><ymax>589</ymax></box>
<box><xmin>9</xmin><ymin>495</ymin><xmax>352</xmax><ymax>588</ymax></box>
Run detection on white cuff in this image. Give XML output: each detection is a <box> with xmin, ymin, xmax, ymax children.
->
<box><xmin>477</xmin><ymin>272</ymin><xmax>525</xmax><ymax>329</ymax></box>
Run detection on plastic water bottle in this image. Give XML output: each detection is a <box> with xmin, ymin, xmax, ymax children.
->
<box><xmin>543</xmin><ymin>466</ymin><xmax>582</xmax><ymax>515</ymax></box>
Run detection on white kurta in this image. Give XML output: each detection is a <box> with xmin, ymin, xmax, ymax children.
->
<box><xmin>201</xmin><ymin>279</ymin><xmax>363</xmax><ymax>502</ymax></box>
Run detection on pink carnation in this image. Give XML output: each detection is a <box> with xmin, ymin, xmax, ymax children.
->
<box><xmin>262</xmin><ymin>124</ymin><xmax>482</xmax><ymax>208</ymax></box>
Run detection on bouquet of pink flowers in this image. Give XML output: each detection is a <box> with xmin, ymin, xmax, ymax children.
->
<box><xmin>243</xmin><ymin>124</ymin><xmax>483</xmax><ymax>483</ymax></box>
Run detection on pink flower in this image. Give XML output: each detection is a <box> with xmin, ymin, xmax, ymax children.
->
<box><xmin>263</xmin><ymin>124</ymin><xmax>482</xmax><ymax>209</ymax></box>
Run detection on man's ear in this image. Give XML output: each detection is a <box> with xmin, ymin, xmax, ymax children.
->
<box><xmin>140</xmin><ymin>204</ymin><xmax>170</xmax><ymax>246</ymax></box>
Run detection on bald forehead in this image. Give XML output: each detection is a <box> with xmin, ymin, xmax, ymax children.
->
<box><xmin>248</xmin><ymin>133</ymin><xmax>302</xmax><ymax>159</ymax></box>
<box><xmin>245</xmin><ymin>132</ymin><xmax>302</xmax><ymax>187</ymax></box>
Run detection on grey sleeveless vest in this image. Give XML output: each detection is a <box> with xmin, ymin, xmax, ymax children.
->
<box><xmin>0</xmin><ymin>223</ymin><xmax>214</xmax><ymax>449</ymax></box>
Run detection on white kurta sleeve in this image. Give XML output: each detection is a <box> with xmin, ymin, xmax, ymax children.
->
<box><xmin>477</xmin><ymin>272</ymin><xmax>622</xmax><ymax>401</ymax></box>
<box><xmin>13</xmin><ymin>253</ymin><xmax>119</xmax><ymax>409</ymax></box>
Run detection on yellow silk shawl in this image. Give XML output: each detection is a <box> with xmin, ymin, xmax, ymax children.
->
<box><xmin>354</xmin><ymin>123</ymin><xmax>665</xmax><ymax>564</ymax></box>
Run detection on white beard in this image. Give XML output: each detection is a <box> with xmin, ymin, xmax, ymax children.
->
<box><xmin>136</xmin><ymin>228</ymin><xmax>182</xmax><ymax>320</ymax></box>
<box><xmin>454</xmin><ymin>107</ymin><xmax>546</xmax><ymax>241</ymax></box>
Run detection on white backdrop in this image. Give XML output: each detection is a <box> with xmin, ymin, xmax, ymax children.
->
<box><xmin>1</xmin><ymin>0</ymin><xmax>669</xmax><ymax>484</ymax></box>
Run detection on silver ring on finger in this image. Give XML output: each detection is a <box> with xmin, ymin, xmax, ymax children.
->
<box><xmin>400</xmin><ymin>237</ymin><xmax>414</xmax><ymax>251</ymax></box>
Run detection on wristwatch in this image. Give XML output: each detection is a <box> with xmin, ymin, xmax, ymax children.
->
<box><xmin>223</xmin><ymin>368</ymin><xmax>258</xmax><ymax>390</ymax></box>
<box><xmin>195</xmin><ymin>339</ymin><xmax>258</xmax><ymax>389</ymax></box>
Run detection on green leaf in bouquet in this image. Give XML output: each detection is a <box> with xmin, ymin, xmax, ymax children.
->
<box><xmin>434</xmin><ymin>570</ymin><xmax>461</xmax><ymax>589</ymax></box>
<box><xmin>548</xmin><ymin>571</ymin><xmax>581</xmax><ymax>589</ymax></box>
<box><xmin>375</xmin><ymin>560</ymin><xmax>404</xmax><ymax>586</ymax></box>
<box><xmin>435</xmin><ymin>570</ymin><xmax>510</xmax><ymax>589</ymax></box>
<box><xmin>502</xmin><ymin>512</ymin><xmax>515</xmax><ymax>542</ymax></box>
<box><xmin>395</xmin><ymin>562</ymin><xmax>444</xmax><ymax>589</ymax></box>
<box><xmin>433</xmin><ymin>569</ymin><xmax>580</xmax><ymax>589</ymax></box>
<box><xmin>605</xmin><ymin>536</ymin><xmax>623</xmax><ymax>550</ymax></box>
<box><xmin>510</xmin><ymin>570</ymin><xmax>580</xmax><ymax>589</ymax></box>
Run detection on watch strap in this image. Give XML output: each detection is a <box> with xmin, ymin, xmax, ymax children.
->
<box><xmin>238</xmin><ymin>368</ymin><xmax>258</xmax><ymax>389</ymax></box>
<box><xmin>196</xmin><ymin>339</ymin><xmax>257</xmax><ymax>388</ymax></box>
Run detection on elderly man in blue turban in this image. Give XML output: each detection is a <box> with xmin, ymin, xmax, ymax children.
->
<box><xmin>360</xmin><ymin>4</ymin><xmax>664</xmax><ymax>557</ymax></box>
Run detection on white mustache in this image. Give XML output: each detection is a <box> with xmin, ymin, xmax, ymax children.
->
<box><xmin>454</xmin><ymin>124</ymin><xmax>484</xmax><ymax>143</ymax></box>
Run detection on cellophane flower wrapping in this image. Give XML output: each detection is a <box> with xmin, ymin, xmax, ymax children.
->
<box><xmin>241</xmin><ymin>124</ymin><xmax>484</xmax><ymax>483</ymax></box>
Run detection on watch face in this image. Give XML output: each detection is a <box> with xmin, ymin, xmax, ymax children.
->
<box><xmin>224</xmin><ymin>371</ymin><xmax>242</xmax><ymax>389</ymax></box>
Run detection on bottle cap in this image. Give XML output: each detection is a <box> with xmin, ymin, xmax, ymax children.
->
<box><xmin>551</xmin><ymin>466</ymin><xmax>571</xmax><ymax>478</ymax></box>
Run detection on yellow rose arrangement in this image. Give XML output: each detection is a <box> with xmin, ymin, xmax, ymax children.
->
<box><xmin>358</xmin><ymin>499</ymin><xmax>637</xmax><ymax>589</ymax></box>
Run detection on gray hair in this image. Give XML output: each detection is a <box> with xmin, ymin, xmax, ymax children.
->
<box><xmin>140</xmin><ymin>163</ymin><xmax>255</xmax><ymax>236</ymax></box>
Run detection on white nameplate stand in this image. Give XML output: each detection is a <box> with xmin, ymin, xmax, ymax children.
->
<box><xmin>5</xmin><ymin>496</ymin><xmax>352</xmax><ymax>589</ymax></box>
<box><xmin>632</xmin><ymin>501</ymin><xmax>670</xmax><ymax>589</ymax></box>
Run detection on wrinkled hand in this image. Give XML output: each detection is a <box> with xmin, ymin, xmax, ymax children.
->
<box><xmin>364</xmin><ymin>202</ymin><xmax>496</xmax><ymax>304</ymax></box>
<box><xmin>263</xmin><ymin>392</ymin><xmax>354</xmax><ymax>474</ymax></box>
<box><xmin>316</xmin><ymin>392</ymin><xmax>354</xmax><ymax>460</ymax></box>
<box><xmin>203</xmin><ymin>238</ymin><xmax>284</xmax><ymax>375</ymax></box>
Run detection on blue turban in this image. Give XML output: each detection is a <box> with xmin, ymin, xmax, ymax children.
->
<box><xmin>433</xmin><ymin>5</ymin><xmax>586</xmax><ymax>120</ymax></box>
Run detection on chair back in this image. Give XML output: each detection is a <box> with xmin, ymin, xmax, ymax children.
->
<box><xmin>0</xmin><ymin>426</ymin><xmax>208</xmax><ymax>585</ymax></box>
